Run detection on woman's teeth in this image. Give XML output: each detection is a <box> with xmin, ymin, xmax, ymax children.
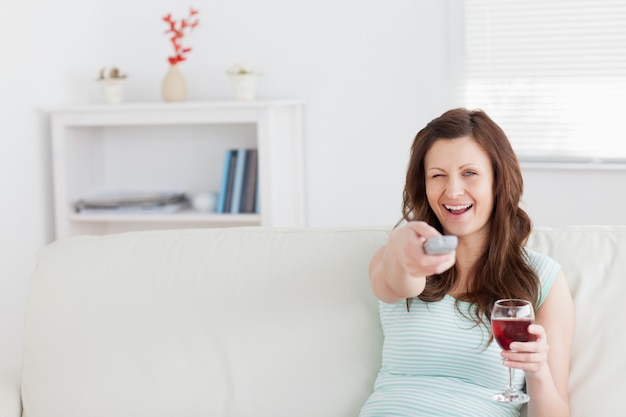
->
<box><xmin>445</xmin><ymin>204</ymin><xmax>472</xmax><ymax>213</ymax></box>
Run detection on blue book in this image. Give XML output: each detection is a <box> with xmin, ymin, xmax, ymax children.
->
<box><xmin>229</xmin><ymin>148</ymin><xmax>247</xmax><ymax>213</ymax></box>
<box><xmin>217</xmin><ymin>150</ymin><xmax>236</xmax><ymax>213</ymax></box>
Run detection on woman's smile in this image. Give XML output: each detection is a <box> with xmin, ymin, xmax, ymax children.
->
<box><xmin>443</xmin><ymin>203</ymin><xmax>473</xmax><ymax>215</ymax></box>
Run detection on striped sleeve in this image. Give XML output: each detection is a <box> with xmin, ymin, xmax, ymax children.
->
<box><xmin>524</xmin><ymin>247</ymin><xmax>562</xmax><ymax>308</ymax></box>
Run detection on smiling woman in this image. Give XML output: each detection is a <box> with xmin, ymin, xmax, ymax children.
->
<box><xmin>360</xmin><ymin>108</ymin><xmax>574</xmax><ymax>417</ymax></box>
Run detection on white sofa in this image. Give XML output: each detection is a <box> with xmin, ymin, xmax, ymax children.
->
<box><xmin>1</xmin><ymin>225</ymin><xmax>625</xmax><ymax>417</ymax></box>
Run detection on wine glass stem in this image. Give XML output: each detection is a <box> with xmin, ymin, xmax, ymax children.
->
<box><xmin>507</xmin><ymin>367</ymin><xmax>517</xmax><ymax>394</ymax></box>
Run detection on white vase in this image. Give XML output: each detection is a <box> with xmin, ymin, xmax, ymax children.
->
<box><xmin>162</xmin><ymin>65</ymin><xmax>187</xmax><ymax>102</ymax></box>
<box><xmin>229</xmin><ymin>74</ymin><xmax>259</xmax><ymax>101</ymax></box>
<box><xmin>98</xmin><ymin>79</ymin><xmax>125</xmax><ymax>104</ymax></box>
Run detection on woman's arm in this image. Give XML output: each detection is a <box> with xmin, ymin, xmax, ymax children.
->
<box><xmin>370</xmin><ymin>221</ymin><xmax>456</xmax><ymax>304</ymax></box>
<box><xmin>504</xmin><ymin>271</ymin><xmax>574</xmax><ymax>417</ymax></box>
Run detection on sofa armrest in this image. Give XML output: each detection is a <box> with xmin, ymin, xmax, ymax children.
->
<box><xmin>0</xmin><ymin>367</ymin><xmax>22</xmax><ymax>417</ymax></box>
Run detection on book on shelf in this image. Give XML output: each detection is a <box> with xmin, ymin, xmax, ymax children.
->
<box><xmin>218</xmin><ymin>150</ymin><xmax>239</xmax><ymax>213</ymax></box>
<box><xmin>229</xmin><ymin>148</ymin><xmax>248</xmax><ymax>214</ymax></box>
<box><xmin>217</xmin><ymin>150</ymin><xmax>234</xmax><ymax>213</ymax></box>
<box><xmin>239</xmin><ymin>149</ymin><xmax>258</xmax><ymax>213</ymax></box>
<box><xmin>217</xmin><ymin>148</ymin><xmax>259</xmax><ymax>214</ymax></box>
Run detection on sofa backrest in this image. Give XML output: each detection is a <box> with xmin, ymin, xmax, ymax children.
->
<box><xmin>527</xmin><ymin>225</ymin><xmax>626</xmax><ymax>417</ymax></box>
<box><xmin>21</xmin><ymin>227</ymin><xmax>389</xmax><ymax>417</ymax></box>
<box><xmin>20</xmin><ymin>225</ymin><xmax>626</xmax><ymax>417</ymax></box>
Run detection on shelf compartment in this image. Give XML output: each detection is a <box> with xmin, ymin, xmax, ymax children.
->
<box><xmin>48</xmin><ymin>101</ymin><xmax>305</xmax><ymax>238</ymax></box>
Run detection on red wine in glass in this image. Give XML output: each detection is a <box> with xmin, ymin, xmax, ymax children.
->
<box><xmin>491</xmin><ymin>299</ymin><xmax>536</xmax><ymax>404</ymax></box>
<box><xmin>492</xmin><ymin>318</ymin><xmax>537</xmax><ymax>350</ymax></box>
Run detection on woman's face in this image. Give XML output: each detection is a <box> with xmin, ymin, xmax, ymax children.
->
<box><xmin>424</xmin><ymin>135</ymin><xmax>495</xmax><ymax>241</ymax></box>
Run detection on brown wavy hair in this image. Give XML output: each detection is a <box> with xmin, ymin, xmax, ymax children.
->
<box><xmin>401</xmin><ymin>108</ymin><xmax>540</xmax><ymax>333</ymax></box>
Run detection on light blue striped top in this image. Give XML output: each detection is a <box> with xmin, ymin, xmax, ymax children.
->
<box><xmin>359</xmin><ymin>248</ymin><xmax>561</xmax><ymax>417</ymax></box>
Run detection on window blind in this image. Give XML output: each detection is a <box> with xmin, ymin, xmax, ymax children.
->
<box><xmin>459</xmin><ymin>0</ymin><xmax>626</xmax><ymax>162</ymax></box>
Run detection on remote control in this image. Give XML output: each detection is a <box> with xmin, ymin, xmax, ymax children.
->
<box><xmin>423</xmin><ymin>235</ymin><xmax>458</xmax><ymax>255</ymax></box>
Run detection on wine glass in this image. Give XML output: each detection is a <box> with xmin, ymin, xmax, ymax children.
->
<box><xmin>491</xmin><ymin>298</ymin><xmax>536</xmax><ymax>403</ymax></box>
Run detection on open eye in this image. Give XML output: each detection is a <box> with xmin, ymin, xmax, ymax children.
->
<box><xmin>463</xmin><ymin>170</ymin><xmax>477</xmax><ymax>177</ymax></box>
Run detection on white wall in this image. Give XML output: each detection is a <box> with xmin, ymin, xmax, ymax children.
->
<box><xmin>0</xmin><ymin>0</ymin><xmax>452</xmax><ymax>379</ymax></box>
<box><xmin>1</xmin><ymin>0</ymin><xmax>624</xmax><ymax>382</ymax></box>
<box><xmin>522</xmin><ymin>164</ymin><xmax>626</xmax><ymax>227</ymax></box>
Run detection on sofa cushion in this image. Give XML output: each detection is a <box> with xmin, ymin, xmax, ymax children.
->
<box><xmin>21</xmin><ymin>227</ymin><xmax>388</xmax><ymax>417</ymax></box>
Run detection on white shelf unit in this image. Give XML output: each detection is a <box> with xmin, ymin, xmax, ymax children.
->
<box><xmin>48</xmin><ymin>100</ymin><xmax>306</xmax><ymax>238</ymax></box>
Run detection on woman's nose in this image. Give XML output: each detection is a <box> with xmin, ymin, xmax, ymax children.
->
<box><xmin>445</xmin><ymin>177</ymin><xmax>464</xmax><ymax>197</ymax></box>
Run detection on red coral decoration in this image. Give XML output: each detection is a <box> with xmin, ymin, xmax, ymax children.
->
<box><xmin>163</xmin><ymin>7</ymin><xmax>200</xmax><ymax>65</ymax></box>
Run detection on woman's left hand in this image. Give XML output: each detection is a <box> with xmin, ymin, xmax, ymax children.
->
<box><xmin>502</xmin><ymin>324</ymin><xmax>550</xmax><ymax>376</ymax></box>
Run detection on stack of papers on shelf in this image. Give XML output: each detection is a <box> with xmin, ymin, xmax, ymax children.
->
<box><xmin>74</xmin><ymin>192</ymin><xmax>188</xmax><ymax>214</ymax></box>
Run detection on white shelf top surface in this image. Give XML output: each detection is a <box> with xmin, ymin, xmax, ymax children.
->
<box><xmin>44</xmin><ymin>99</ymin><xmax>306</xmax><ymax>114</ymax></box>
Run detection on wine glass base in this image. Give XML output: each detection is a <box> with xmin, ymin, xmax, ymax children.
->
<box><xmin>492</xmin><ymin>391</ymin><xmax>530</xmax><ymax>404</ymax></box>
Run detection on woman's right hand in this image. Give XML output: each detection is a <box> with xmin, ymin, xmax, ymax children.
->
<box><xmin>387</xmin><ymin>221</ymin><xmax>456</xmax><ymax>278</ymax></box>
<box><xmin>370</xmin><ymin>221</ymin><xmax>456</xmax><ymax>303</ymax></box>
